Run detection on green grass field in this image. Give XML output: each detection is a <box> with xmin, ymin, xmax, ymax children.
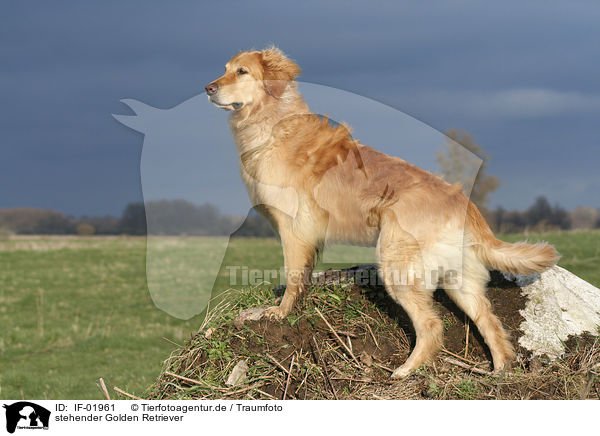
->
<box><xmin>501</xmin><ymin>230</ymin><xmax>600</xmax><ymax>286</ymax></box>
<box><xmin>1</xmin><ymin>231</ymin><xmax>598</xmax><ymax>399</ymax></box>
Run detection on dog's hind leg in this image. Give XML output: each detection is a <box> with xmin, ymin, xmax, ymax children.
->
<box><xmin>377</xmin><ymin>223</ymin><xmax>443</xmax><ymax>379</ymax></box>
<box><xmin>443</xmin><ymin>262</ymin><xmax>515</xmax><ymax>372</ymax></box>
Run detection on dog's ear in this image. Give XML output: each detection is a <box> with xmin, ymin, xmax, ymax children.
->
<box><xmin>261</xmin><ymin>47</ymin><xmax>301</xmax><ymax>98</ymax></box>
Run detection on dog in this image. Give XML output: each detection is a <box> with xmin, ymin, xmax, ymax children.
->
<box><xmin>206</xmin><ymin>47</ymin><xmax>559</xmax><ymax>378</ymax></box>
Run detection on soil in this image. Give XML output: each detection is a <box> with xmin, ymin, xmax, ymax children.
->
<box><xmin>221</xmin><ymin>271</ymin><xmax>530</xmax><ymax>398</ymax></box>
<box><xmin>150</xmin><ymin>268</ymin><xmax>599</xmax><ymax>400</ymax></box>
<box><xmin>436</xmin><ymin>270</ymin><xmax>528</xmax><ymax>361</ymax></box>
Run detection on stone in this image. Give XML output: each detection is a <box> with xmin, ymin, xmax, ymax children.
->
<box><xmin>511</xmin><ymin>266</ymin><xmax>600</xmax><ymax>358</ymax></box>
<box><xmin>225</xmin><ymin>359</ymin><xmax>249</xmax><ymax>386</ymax></box>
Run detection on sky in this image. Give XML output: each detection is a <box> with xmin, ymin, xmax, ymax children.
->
<box><xmin>1</xmin><ymin>1</ymin><xmax>599</xmax><ymax>217</ymax></box>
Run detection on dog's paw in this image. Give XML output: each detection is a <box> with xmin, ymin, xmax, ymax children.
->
<box><xmin>390</xmin><ymin>364</ymin><xmax>413</xmax><ymax>379</ymax></box>
<box><xmin>261</xmin><ymin>305</ymin><xmax>288</xmax><ymax>320</ymax></box>
<box><xmin>492</xmin><ymin>360</ymin><xmax>513</xmax><ymax>376</ymax></box>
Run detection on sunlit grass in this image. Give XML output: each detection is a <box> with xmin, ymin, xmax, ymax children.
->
<box><xmin>0</xmin><ymin>237</ymin><xmax>197</xmax><ymax>399</ymax></box>
<box><xmin>0</xmin><ymin>230</ymin><xmax>597</xmax><ymax>399</ymax></box>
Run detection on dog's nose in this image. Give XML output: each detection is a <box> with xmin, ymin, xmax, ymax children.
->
<box><xmin>205</xmin><ymin>82</ymin><xmax>218</xmax><ymax>96</ymax></box>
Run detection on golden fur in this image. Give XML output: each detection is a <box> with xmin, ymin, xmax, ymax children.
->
<box><xmin>206</xmin><ymin>47</ymin><xmax>559</xmax><ymax>378</ymax></box>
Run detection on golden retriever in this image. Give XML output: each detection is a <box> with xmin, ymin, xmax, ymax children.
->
<box><xmin>206</xmin><ymin>47</ymin><xmax>559</xmax><ymax>378</ymax></box>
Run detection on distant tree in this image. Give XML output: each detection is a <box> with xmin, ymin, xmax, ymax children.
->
<box><xmin>436</xmin><ymin>129</ymin><xmax>501</xmax><ymax>210</ymax></box>
<box><xmin>231</xmin><ymin>209</ymin><xmax>276</xmax><ymax>237</ymax></box>
<box><xmin>526</xmin><ymin>196</ymin><xmax>553</xmax><ymax>227</ymax></box>
<box><xmin>33</xmin><ymin>211</ymin><xmax>75</xmax><ymax>234</ymax></box>
<box><xmin>569</xmin><ymin>207</ymin><xmax>600</xmax><ymax>230</ymax></box>
<box><xmin>550</xmin><ymin>204</ymin><xmax>571</xmax><ymax>230</ymax></box>
<box><xmin>525</xmin><ymin>196</ymin><xmax>571</xmax><ymax>231</ymax></box>
<box><xmin>0</xmin><ymin>226</ymin><xmax>14</xmax><ymax>237</ymax></box>
<box><xmin>76</xmin><ymin>223</ymin><xmax>95</xmax><ymax>236</ymax></box>
<box><xmin>146</xmin><ymin>199</ymin><xmax>200</xmax><ymax>235</ymax></box>
<box><xmin>119</xmin><ymin>203</ymin><xmax>147</xmax><ymax>235</ymax></box>
<box><xmin>499</xmin><ymin>209</ymin><xmax>528</xmax><ymax>233</ymax></box>
<box><xmin>491</xmin><ymin>206</ymin><xmax>505</xmax><ymax>232</ymax></box>
<box><xmin>0</xmin><ymin>208</ymin><xmax>68</xmax><ymax>234</ymax></box>
<box><xmin>144</xmin><ymin>199</ymin><xmax>242</xmax><ymax>235</ymax></box>
<box><xmin>79</xmin><ymin>216</ymin><xmax>121</xmax><ymax>234</ymax></box>
<box><xmin>0</xmin><ymin>202</ymin><xmax>279</xmax><ymax>237</ymax></box>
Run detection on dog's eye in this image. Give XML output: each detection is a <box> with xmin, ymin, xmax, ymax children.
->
<box><xmin>236</xmin><ymin>68</ymin><xmax>247</xmax><ymax>75</ymax></box>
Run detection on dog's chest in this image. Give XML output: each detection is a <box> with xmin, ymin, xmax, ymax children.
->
<box><xmin>237</xmin><ymin>149</ymin><xmax>299</xmax><ymax>219</ymax></box>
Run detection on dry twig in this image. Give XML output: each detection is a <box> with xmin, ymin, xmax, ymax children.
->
<box><xmin>98</xmin><ymin>378</ymin><xmax>110</xmax><ymax>400</ymax></box>
<box><xmin>442</xmin><ymin>356</ymin><xmax>492</xmax><ymax>376</ymax></box>
<box><xmin>315</xmin><ymin>307</ymin><xmax>361</xmax><ymax>365</ymax></box>
<box><xmin>310</xmin><ymin>336</ymin><xmax>338</xmax><ymax>400</ymax></box>
<box><xmin>282</xmin><ymin>355</ymin><xmax>295</xmax><ymax>400</ymax></box>
<box><xmin>113</xmin><ymin>386</ymin><xmax>144</xmax><ymax>400</ymax></box>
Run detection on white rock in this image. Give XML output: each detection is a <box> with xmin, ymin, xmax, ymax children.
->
<box><xmin>513</xmin><ymin>266</ymin><xmax>600</xmax><ymax>358</ymax></box>
<box><xmin>234</xmin><ymin>307</ymin><xmax>266</xmax><ymax>328</ymax></box>
<box><xmin>226</xmin><ymin>359</ymin><xmax>249</xmax><ymax>386</ymax></box>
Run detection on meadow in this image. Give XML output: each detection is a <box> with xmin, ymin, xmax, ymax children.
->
<box><xmin>0</xmin><ymin>231</ymin><xmax>598</xmax><ymax>399</ymax></box>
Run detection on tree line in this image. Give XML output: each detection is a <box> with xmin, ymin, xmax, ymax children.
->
<box><xmin>489</xmin><ymin>196</ymin><xmax>594</xmax><ymax>233</ymax></box>
<box><xmin>0</xmin><ymin>196</ymin><xmax>597</xmax><ymax>237</ymax></box>
<box><xmin>0</xmin><ymin>200</ymin><xmax>275</xmax><ymax>237</ymax></box>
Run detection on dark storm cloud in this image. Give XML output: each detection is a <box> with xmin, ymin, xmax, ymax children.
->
<box><xmin>1</xmin><ymin>1</ymin><xmax>598</xmax><ymax>215</ymax></box>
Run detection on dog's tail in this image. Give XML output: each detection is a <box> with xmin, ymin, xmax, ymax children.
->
<box><xmin>467</xmin><ymin>202</ymin><xmax>559</xmax><ymax>275</ymax></box>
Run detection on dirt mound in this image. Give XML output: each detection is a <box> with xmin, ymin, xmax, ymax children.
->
<box><xmin>147</xmin><ymin>271</ymin><xmax>600</xmax><ymax>400</ymax></box>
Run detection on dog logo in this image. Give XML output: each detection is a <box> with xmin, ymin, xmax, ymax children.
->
<box><xmin>3</xmin><ymin>402</ymin><xmax>50</xmax><ymax>434</ymax></box>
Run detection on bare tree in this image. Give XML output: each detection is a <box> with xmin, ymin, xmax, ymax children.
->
<box><xmin>569</xmin><ymin>207</ymin><xmax>600</xmax><ymax>230</ymax></box>
<box><xmin>436</xmin><ymin>129</ymin><xmax>501</xmax><ymax>209</ymax></box>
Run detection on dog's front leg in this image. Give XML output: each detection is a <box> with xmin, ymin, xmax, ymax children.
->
<box><xmin>263</xmin><ymin>230</ymin><xmax>316</xmax><ymax>320</ymax></box>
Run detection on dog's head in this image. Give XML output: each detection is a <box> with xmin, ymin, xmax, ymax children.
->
<box><xmin>205</xmin><ymin>47</ymin><xmax>301</xmax><ymax>111</ymax></box>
